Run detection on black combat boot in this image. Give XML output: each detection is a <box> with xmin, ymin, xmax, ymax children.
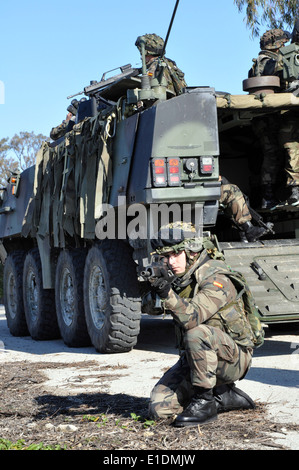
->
<box><xmin>239</xmin><ymin>221</ymin><xmax>267</xmax><ymax>242</ymax></box>
<box><xmin>287</xmin><ymin>186</ymin><xmax>299</xmax><ymax>206</ymax></box>
<box><xmin>173</xmin><ymin>388</ymin><xmax>218</xmax><ymax>427</ymax></box>
<box><xmin>213</xmin><ymin>383</ymin><xmax>255</xmax><ymax>412</ymax></box>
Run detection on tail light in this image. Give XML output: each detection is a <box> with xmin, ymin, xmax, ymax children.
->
<box><xmin>167</xmin><ymin>158</ymin><xmax>181</xmax><ymax>186</ymax></box>
<box><xmin>9</xmin><ymin>174</ymin><xmax>20</xmax><ymax>197</ymax></box>
<box><xmin>152</xmin><ymin>157</ymin><xmax>182</xmax><ymax>187</ymax></box>
<box><xmin>200</xmin><ymin>156</ymin><xmax>214</xmax><ymax>174</ymax></box>
<box><xmin>11</xmin><ymin>177</ymin><xmax>17</xmax><ymax>195</ymax></box>
<box><xmin>152</xmin><ymin>158</ymin><xmax>167</xmax><ymax>187</ymax></box>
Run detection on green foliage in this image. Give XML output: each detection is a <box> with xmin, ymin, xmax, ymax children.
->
<box><xmin>82</xmin><ymin>412</ymin><xmax>156</xmax><ymax>430</ymax></box>
<box><xmin>130</xmin><ymin>413</ymin><xmax>156</xmax><ymax>428</ymax></box>
<box><xmin>0</xmin><ymin>438</ymin><xmax>65</xmax><ymax>450</ymax></box>
<box><xmin>234</xmin><ymin>0</ymin><xmax>299</xmax><ymax>36</ymax></box>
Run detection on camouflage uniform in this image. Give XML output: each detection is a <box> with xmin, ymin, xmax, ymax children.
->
<box><xmin>219</xmin><ymin>177</ymin><xmax>266</xmax><ymax>241</ymax></box>
<box><xmin>50</xmin><ymin>99</ymin><xmax>79</xmax><ymax>141</ymax></box>
<box><xmin>50</xmin><ymin>119</ymin><xmax>75</xmax><ymax>141</ymax></box>
<box><xmin>220</xmin><ymin>182</ymin><xmax>251</xmax><ymax>225</ymax></box>
<box><xmin>146</xmin><ymin>56</ymin><xmax>187</xmax><ymax>96</ymax></box>
<box><xmin>249</xmin><ymin>29</ymin><xmax>299</xmax><ymax>205</ymax></box>
<box><xmin>248</xmin><ymin>29</ymin><xmax>288</xmax><ymax>78</ymax></box>
<box><xmin>149</xmin><ymin>242</ymin><xmax>255</xmax><ymax>419</ymax></box>
<box><xmin>278</xmin><ymin>112</ymin><xmax>299</xmax><ymax>187</ymax></box>
<box><xmin>135</xmin><ymin>33</ymin><xmax>187</xmax><ymax>96</ymax></box>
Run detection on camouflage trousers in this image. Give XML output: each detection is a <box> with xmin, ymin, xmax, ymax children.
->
<box><xmin>220</xmin><ymin>183</ymin><xmax>251</xmax><ymax>225</ymax></box>
<box><xmin>253</xmin><ymin>112</ymin><xmax>299</xmax><ymax>187</ymax></box>
<box><xmin>149</xmin><ymin>324</ymin><xmax>253</xmax><ymax>419</ymax></box>
<box><xmin>279</xmin><ymin>112</ymin><xmax>299</xmax><ymax>186</ymax></box>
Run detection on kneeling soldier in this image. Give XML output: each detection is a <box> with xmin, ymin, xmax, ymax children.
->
<box><xmin>147</xmin><ymin>222</ymin><xmax>259</xmax><ymax>427</ymax></box>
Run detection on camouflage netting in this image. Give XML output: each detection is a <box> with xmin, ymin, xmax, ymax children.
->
<box><xmin>22</xmin><ymin>111</ymin><xmax>114</xmax><ymax>247</ymax></box>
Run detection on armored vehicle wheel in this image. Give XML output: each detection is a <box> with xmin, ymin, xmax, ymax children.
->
<box><xmin>3</xmin><ymin>250</ymin><xmax>29</xmax><ymax>336</ymax></box>
<box><xmin>55</xmin><ymin>249</ymin><xmax>90</xmax><ymax>347</ymax></box>
<box><xmin>23</xmin><ymin>248</ymin><xmax>60</xmax><ymax>340</ymax></box>
<box><xmin>83</xmin><ymin>240</ymin><xmax>141</xmax><ymax>353</ymax></box>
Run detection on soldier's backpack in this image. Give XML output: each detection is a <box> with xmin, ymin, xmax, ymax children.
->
<box><xmin>202</xmin><ymin>238</ymin><xmax>265</xmax><ymax>349</ymax></box>
<box><xmin>224</xmin><ymin>269</ymin><xmax>265</xmax><ymax>349</ymax></box>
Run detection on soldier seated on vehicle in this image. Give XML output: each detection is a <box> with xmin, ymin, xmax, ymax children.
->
<box><xmin>219</xmin><ymin>176</ymin><xmax>267</xmax><ymax>242</ymax></box>
<box><xmin>135</xmin><ymin>33</ymin><xmax>187</xmax><ymax>96</ymax></box>
<box><xmin>249</xmin><ymin>28</ymin><xmax>299</xmax><ymax>208</ymax></box>
<box><xmin>147</xmin><ymin>222</ymin><xmax>256</xmax><ymax>426</ymax></box>
<box><xmin>50</xmin><ymin>99</ymin><xmax>79</xmax><ymax>141</ymax></box>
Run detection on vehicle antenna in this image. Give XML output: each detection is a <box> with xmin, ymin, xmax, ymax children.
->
<box><xmin>161</xmin><ymin>0</ymin><xmax>181</xmax><ymax>57</ymax></box>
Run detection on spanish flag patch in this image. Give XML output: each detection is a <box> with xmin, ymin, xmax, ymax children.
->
<box><xmin>213</xmin><ymin>281</ymin><xmax>223</xmax><ymax>289</ymax></box>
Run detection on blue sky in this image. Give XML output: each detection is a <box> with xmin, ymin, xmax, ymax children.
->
<box><xmin>1</xmin><ymin>0</ymin><xmax>265</xmax><ymax>142</ymax></box>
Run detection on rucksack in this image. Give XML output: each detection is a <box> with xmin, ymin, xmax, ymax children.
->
<box><xmin>224</xmin><ymin>269</ymin><xmax>265</xmax><ymax>349</ymax></box>
<box><xmin>202</xmin><ymin>239</ymin><xmax>265</xmax><ymax>349</ymax></box>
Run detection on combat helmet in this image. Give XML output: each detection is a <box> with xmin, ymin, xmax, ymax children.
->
<box><xmin>135</xmin><ymin>33</ymin><xmax>165</xmax><ymax>56</ymax></box>
<box><xmin>151</xmin><ymin>221</ymin><xmax>203</xmax><ymax>256</ymax></box>
<box><xmin>260</xmin><ymin>28</ymin><xmax>290</xmax><ymax>50</ymax></box>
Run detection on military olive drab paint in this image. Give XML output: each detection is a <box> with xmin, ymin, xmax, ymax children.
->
<box><xmin>22</xmin><ymin>113</ymin><xmax>113</xmax><ymax>248</ymax></box>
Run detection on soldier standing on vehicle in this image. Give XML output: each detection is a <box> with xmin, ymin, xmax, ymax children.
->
<box><xmin>249</xmin><ymin>28</ymin><xmax>299</xmax><ymax>207</ymax></box>
<box><xmin>147</xmin><ymin>222</ymin><xmax>258</xmax><ymax>427</ymax></box>
<box><xmin>50</xmin><ymin>99</ymin><xmax>79</xmax><ymax>141</ymax></box>
<box><xmin>135</xmin><ymin>33</ymin><xmax>187</xmax><ymax>96</ymax></box>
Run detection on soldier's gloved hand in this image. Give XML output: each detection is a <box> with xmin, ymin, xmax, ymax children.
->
<box><xmin>149</xmin><ymin>266</ymin><xmax>172</xmax><ymax>299</ymax></box>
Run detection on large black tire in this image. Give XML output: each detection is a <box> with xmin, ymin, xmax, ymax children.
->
<box><xmin>3</xmin><ymin>250</ymin><xmax>29</xmax><ymax>336</ymax></box>
<box><xmin>55</xmin><ymin>249</ymin><xmax>90</xmax><ymax>347</ymax></box>
<box><xmin>23</xmin><ymin>248</ymin><xmax>60</xmax><ymax>340</ymax></box>
<box><xmin>83</xmin><ymin>240</ymin><xmax>141</xmax><ymax>353</ymax></box>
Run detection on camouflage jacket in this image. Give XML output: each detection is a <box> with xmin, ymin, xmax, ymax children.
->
<box><xmin>163</xmin><ymin>251</ymin><xmax>256</xmax><ymax>350</ymax></box>
<box><xmin>147</xmin><ymin>56</ymin><xmax>187</xmax><ymax>95</ymax></box>
<box><xmin>50</xmin><ymin>117</ymin><xmax>75</xmax><ymax>141</ymax></box>
<box><xmin>248</xmin><ymin>50</ymin><xmax>280</xmax><ymax>78</ymax></box>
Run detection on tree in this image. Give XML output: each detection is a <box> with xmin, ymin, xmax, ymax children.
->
<box><xmin>9</xmin><ymin>131</ymin><xmax>48</xmax><ymax>171</ymax></box>
<box><xmin>0</xmin><ymin>132</ymin><xmax>48</xmax><ymax>187</ymax></box>
<box><xmin>234</xmin><ymin>0</ymin><xmax>299</xmax><ymax>36</ymax></box>
<box><xmin>0</xmin><ymin>138</ymin><xmax>18</xmax><ymax>187</ymax></box>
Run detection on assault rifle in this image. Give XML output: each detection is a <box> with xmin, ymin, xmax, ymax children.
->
<box><xmin>67</xmin><ymin>64</ymin><xmax>141</xmax><ymax>100</ymax></box>
<box><xmin>140</xmin><ymin>255</ymin><xmax>175</xmax><ymax>284</ymax></box>
<box><xmin>244</xmin><ymin>194</ymin><xmax>275</xmax><ymax>235</ymax></box>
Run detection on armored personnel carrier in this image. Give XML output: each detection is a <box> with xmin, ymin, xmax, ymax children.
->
<box><xmin>0</xmin><ymin>34</ymin><xmax>222</xmax><ymax>352</ymax></box>
<box><xmin>1</xmin><ymin>36</ymin><xmax>299</xmax><ymax>353</ymax></box>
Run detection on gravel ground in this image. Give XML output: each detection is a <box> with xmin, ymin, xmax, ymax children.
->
<box><xmin>0</xmin><ymin>306</ymin><xmax>299</xmax><ymax>451</ymax></box>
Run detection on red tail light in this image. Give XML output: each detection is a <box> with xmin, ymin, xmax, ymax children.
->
<box><xmin>167</xmin><ymin>158</ymin><xmax>181</xmax><ymax>186</ymax></box>
<box><xmin>200</xmin><ymin>156</ymin><xmax>214</xmax><ymax>174</ymax></box>
<box><xmin>152</xmin><ymin>158</ymin><xmax>167</xmax><ymax>187</ymax></box>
